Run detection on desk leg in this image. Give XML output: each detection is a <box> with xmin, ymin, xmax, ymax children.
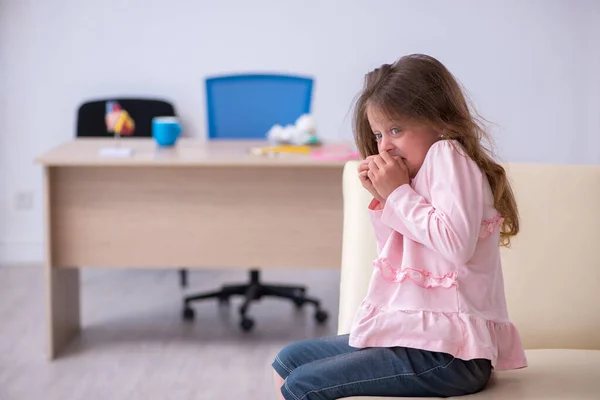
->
<box><xmin>44</xmin><ymin>167</ymin><xmax>81</xmax><ymax>359</ymax></box>
<box><xmin>46</xmin><ymin>266</ymin><xmax>81</xmax><ymax>360</ymax></box>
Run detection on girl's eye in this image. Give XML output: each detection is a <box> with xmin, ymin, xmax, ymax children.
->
<box><xmin>391</xmin><ymin>128</ymin><xmax>401</xmax><ymax>135</ymax></box>
<box><xmin>374</xmin><ymin>133</ymin><xmax>382</xmax><ymax>140</ymax></box>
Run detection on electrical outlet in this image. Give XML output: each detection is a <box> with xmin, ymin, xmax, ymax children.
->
<box><xmin>14</xmin><ymin>191</ymin><xmax>34</xmax><ymax>211</ymax></box>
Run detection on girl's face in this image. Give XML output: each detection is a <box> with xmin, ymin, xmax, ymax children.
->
<box><xmin>366</xmin><ymin>105</ymin><xmax>440</xmax><ymax>178</ymax></box>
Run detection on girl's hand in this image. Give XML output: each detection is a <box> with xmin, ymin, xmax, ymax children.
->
<box><xmin>358</xmin><ymin>156</ymin><xmax>385</xmax><ymax>204</ymax></box>
<box><xmin>367</xmin><ymin>151</ymin><xmax>410</xmax><ymax>200</ymax></box>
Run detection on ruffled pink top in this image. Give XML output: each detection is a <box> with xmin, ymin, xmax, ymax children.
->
<box><xmin>349</xmin><ymin>140</ymin><xmax>527</xmax><ymax>371</ymax></box>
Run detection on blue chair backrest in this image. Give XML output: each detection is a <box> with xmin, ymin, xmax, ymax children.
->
<box><xmin>205</xmin><ymin>74</ymin><xmax>313</xmax><ymax>140</ymax></box>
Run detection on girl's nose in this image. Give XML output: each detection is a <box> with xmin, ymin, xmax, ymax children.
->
<box><xmin>380</xmin><ymin>137</ymin><xmax>395</xmax><ymax>153</ymax></box>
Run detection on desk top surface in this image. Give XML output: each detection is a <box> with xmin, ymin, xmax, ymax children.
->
<box><xmin>36</xmin><ymin>138</ymin><xmax>354</xmax><ymax>168</ymax></box>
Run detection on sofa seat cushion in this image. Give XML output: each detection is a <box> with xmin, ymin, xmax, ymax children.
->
<box><xmin>340</xmin><ymin>349</ymin><xmax>600</xmax><ymax>400</ymax></box>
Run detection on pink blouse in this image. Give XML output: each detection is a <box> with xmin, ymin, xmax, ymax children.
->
<box><xmin>348</xmin><ymin>140</ymin><xmax>527</xmax><ymax>371</ymax></box>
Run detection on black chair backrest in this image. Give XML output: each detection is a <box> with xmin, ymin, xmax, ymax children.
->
<box><xmin>76</xmin><ymin>98</ymin><xmax>176</xmax><ymax>138</ymax></box>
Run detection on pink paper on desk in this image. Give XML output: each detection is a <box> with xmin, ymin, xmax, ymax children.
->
<box><xmin>310</xmin><ymin>145</ymin><xmax>360</xmax><ymax>161</ymax></box>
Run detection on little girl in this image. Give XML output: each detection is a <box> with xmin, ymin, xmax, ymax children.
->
<box><xmin>271</xmin><ymin>54</ymin><xmax>527</xmax><ymax>399</ymax></box>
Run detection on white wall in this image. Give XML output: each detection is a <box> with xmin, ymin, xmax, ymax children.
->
<box><xmin>1</xmin><ymin>0</ymin><xmax>599</xmax><ymax>264</ymax></box>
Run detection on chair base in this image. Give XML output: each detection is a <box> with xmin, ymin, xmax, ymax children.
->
<box><xmin>182</xmin><ymin>270</ymin><xmax>329</xmax><ymax>332</ymax></box>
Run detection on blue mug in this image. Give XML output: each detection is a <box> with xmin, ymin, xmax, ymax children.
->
<box><xmin>152</xmin><ymin>117</ymin><xmax>182</xmax><ymax>147</ymax></box>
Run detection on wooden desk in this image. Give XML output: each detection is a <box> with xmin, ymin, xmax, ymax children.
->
<box><xmin>36</xmin><ymin>138</ymin><xmax>346</xmax><ymax>359</ymax></box>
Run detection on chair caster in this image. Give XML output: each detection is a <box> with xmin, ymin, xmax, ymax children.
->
<box><xmin>315</xmin><ymin>309</ymin><xmax>328</xmax><ymax>324</ymax></box>
<box><xmin>293</xmin><ymin>298</ymin><xmax>305</xmax><ymax>309</ymax></box>
<box><xmin>218</xmin><ymin>295</ymin><xmax>230</xmax><ymax>306</ymax></box>
<box><xmin>240</xmin><ymin>317</ymin><xmax>255</xmax><ymax>332</ymax></box>
<box><xmin>182</xmin><ymin>306</ymin><xmax>195</xmax><ymax>321</ymax></box>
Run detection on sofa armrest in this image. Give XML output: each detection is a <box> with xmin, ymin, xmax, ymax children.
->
<box><xmin>338</xmin><ymin>161</ymin><xmax>378</xmax><ymax>335</ymax></box>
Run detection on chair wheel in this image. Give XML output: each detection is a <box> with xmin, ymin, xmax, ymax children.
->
<box><xmin>315</xmin><ymin>309</ymin><xmax>328</xmax><ymax>324</ymax></box>
<box><xmin>240</xmin><ymin>317</ymin><xmax>255</xmax><ymax>332</ymax></box>
<box><xmin>182</xmin><ymin>307</ymin><xmax>195</xmax><ymax>321</ymax></box>
<box><xmin>293</xmin><ymin>298</ymin><xmax>304</xmax><ymax>309</ymax></box>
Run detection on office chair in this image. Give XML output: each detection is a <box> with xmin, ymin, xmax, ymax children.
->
<box><xmin>181</xmin><ymin>74</ymin><xmax>329</xmax><ymax>332</ymax></box>
<box><xmin>76</xmin><ymin>97</ymin><xmax>189</xmax><ymax>288</ymax></box>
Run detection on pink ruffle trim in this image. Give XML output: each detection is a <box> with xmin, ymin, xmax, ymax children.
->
<box><xmin>350</xmin><ymin>303</ymin><xmax>528</xmax><ymax>371</ymax></box>
<box><xmin>479</xmin><ymin>214</ymin><xmax>504</xmax><ymax>238</ymax></box>
<box><xmin>373</xmin><ymin>258</ymin><xmax>457</xmax><ymax>288</ymax></box>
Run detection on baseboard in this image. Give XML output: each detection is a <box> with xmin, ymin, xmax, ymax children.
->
<box><xmin>0</xmin><ymin>241</ymin><xmax>44</xmax><ymax>266</ymax></box>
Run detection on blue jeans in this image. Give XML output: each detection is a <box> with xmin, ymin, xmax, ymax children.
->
<box><xmin>272</xmin><ymin>334</ymin><xmax>492</xmax><ymax>399</ymax></box>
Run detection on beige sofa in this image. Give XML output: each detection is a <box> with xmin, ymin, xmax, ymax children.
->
<box><xmin>338</xmin><ymin>161</ymin><xmax>600</xmax><ymax>399</ymax></box>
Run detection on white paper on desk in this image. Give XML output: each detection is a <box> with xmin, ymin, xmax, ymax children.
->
<box><xmin>99</xmin><ymin>147</ymin><xmax>133</xmax><ymax>158</ymax></box>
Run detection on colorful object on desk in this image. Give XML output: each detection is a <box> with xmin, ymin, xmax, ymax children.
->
<box><xmin>250</xmin><ymin>144</ymin><xmax>313</xmax><ymax>156</ymax></box>
<box><xmin>152</xmin><ymin>116</ymin><xmax>182</xmax><ymax>147</ymax></box>
<box><xmin>310</xmin><ymin>145</ymin><xmax>360</xmax><ymax>161</ymax></box>
<box><xmin>100</xmin><ymin>101</ymin><xmax>135</xmax><ymax>157</ymax></box>
<box><xmin>105</xmin><ymin>101</ymin><xmax>135</xmax><ymax>136</ymax></box>
<box><xmin>250</xmin><ymin>143</ymin><xmax>360</xmax><ymax>162</ymax></box>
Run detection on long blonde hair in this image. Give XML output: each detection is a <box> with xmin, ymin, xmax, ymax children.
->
<box><xmin>353</xmin><ymin>54</ymin><xmax>518</xmax><ymax>246</ymax></box>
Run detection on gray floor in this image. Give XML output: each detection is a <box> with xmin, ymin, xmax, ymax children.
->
<box><xmin>0</xmin><ymin>265</ymin><xmax>340</xmax><ymax>400</ymax></box>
